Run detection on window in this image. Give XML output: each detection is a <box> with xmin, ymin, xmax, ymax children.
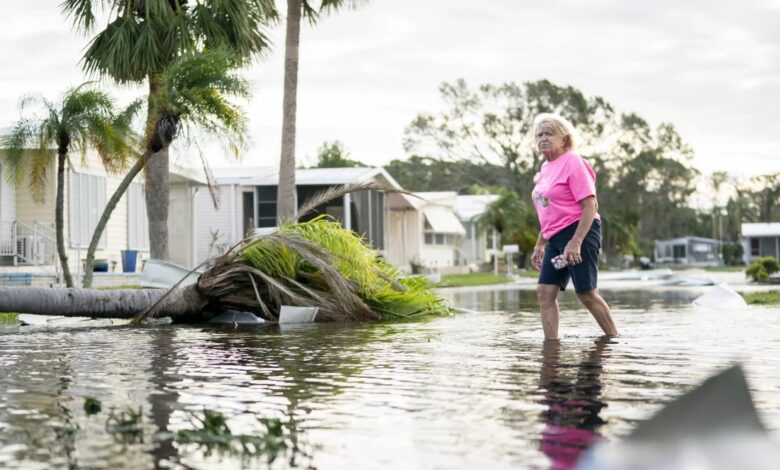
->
<box><xmin>751</xmin><ymin>238</ymin><xmax>760</xmax><ymax>256</ymax></box>
<box><xmin>672</xmin><ymin>244</ymin><xmax>686</xmax><ymax>259</ymax></box>
<box><xmin>256</xmin><ymin>186</ymin><xmax>277</xmax><ymax>228</ymax></box>
<box><xmin>424</xmin><ymin>230</ymin><xmax>454</xmax><ymax>246</ymax></box>
<box><xmin>69</xmin><ymin>171</ymin><xmax>107</xmax><ymax>248</ymax></box>
<box><xmin>127</xmin><ymin>182</ymin><xmax>149</xmax><ymax>250</ymax></box>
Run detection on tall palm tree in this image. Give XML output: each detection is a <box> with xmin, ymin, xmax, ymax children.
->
<box><xmin>81</xmin><ymin>50</ymin><xmax>250</xmax><ymax>288</ymax></box>
<box><xmin>1</xmin><ymin>84</ymin><xmax>136</xmax><ymax>287</ymax></box>
<box><xmin>62</xmin><ymin>0</ymin><xmax>277</xmax><ymax>260</ymax></box>
<box><xmin>276</xmin><ymin>0</ymin><xmax>366</xmax><ymax>223</ymax></box>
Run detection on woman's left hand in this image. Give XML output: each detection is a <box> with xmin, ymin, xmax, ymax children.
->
<box><xmin>562</xmin><ymin>239</ymin><xmax>583</xmax><ymax>265</ymax></box>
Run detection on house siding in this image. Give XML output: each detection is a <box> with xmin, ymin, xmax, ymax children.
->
<box><xmin>12</xmin><ymin>152</ymin><xmax>153</xmax><ymax>274</ymax></box>
<box><xmin>0</xmin><ymin>164</ymin><xmax>16</xmax><ymax>222</ymax></box>
<box><xmin>194</xmin><ymin>184</ymin><xmax>242</xmax><ymax>264</ymax></box>
<box><xmin>386</xmin><ymin>210</ymin><xmax>420</xmax><ymax>271</ymax></box>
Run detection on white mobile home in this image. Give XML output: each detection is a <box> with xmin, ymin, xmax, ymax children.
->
<box><xmin>455</xmin><ymin>194</ymin><xmax>500</xmax><ymax>268</ymax></box>
<box><xmin>741</xmin><ymin>223</ymin><xmax>780</xmax><ymax>264</ymax></box>
<box><xmin>194</xmin><ymin>166</ymin><xmax>409</xmax><ymax>265</ymax></box>
<box><xmin>0</xmin><ymin>150</ymin><xmax>205</xmax><ymax>278</ymax></box>
<box><xmin>654</xmin><ymin>236</ymin><xmax>721</xmax><ymax>267</ymax></box>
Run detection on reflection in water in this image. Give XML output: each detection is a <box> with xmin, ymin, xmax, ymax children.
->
<box><xmin>539</xmin><ymin>338</ymin><xmax>610</xmax><ymax>470</ymax></box>
<box><xmin>445</xmin><ymin>287</ymin><xmax>703</xmax><ymax>314</ymax></box>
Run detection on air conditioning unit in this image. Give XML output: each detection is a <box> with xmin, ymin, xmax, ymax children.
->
<box><xmin>16</xmin><ymin>236</ymin><xmax>32</xmax><ymax>261</ymax></box>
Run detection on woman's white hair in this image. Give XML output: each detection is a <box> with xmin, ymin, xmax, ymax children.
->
<box><xmin>533</xmin><ymin>113</ymin><xmax>578</xmax><ymax>151</ymax></box>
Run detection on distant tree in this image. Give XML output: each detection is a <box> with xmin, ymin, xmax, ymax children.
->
<box><xmin>475</xmin><ymin>187</ymin><xmax>537</xmax><ymax>267</ymax></box>
<box><xmin>312</xmin><ymin>141</ymin><xmax>365</xmax><ymax>168</ymax></box>
<box><xmin>751</xmin><ymin>173</ymin><xmax>780</xmax><ymax>222</ymax></box>
<box><xmin>384</xmin><ymin>155</ymin><xmax>510</xmax><ymax>193</ymax></box>
<box><xmin>1</xmin><ymin>84</ymin><xmax>136</xmax><ymax>287</ymax></box>
<box><xmin>404</xmin><ymin>79</ymin><xmax>701</xmax><ymax>262</ymax></box>
<box><xmin>404</xmin><ymin>79</ymin><xmax>615</xmax><ymax>191</ymax></box>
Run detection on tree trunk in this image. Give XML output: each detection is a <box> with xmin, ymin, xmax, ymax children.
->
<box><xmin>83</xmin><ymin>152</ymin><xmax>149</xmax><ymax>288</ymax></box>
<box><xmin>0</xmin><ymin>284</ymin><xmax>206</xmax><ymax>320</ymax></box>
<box><xmin>146</xmin><ymin>145</ymin><xmax>170</xmax><ymax>260</ymax></box>
<box><xmin>145</xmin><ymin>72</ymin><xmax>170</xmax><ymax>260</ymax></box>
<box><xmin>55</xmin><ymin>150</ymin><xmax>74</xmax><ymax>287</ymax></box>
<box><xmin>276</xmin><ymin>0</ymin><xmax>302</xmax><ymax>224</ymax></box>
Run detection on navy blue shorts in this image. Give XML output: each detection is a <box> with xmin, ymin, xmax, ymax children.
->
<box><xmin>538</xmin><ymin>220</ymin><xmax>602</xmax><ymax>293</ymax></box>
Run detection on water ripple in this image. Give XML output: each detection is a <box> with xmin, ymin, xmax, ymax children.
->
<box><xmin>0</xmin><ymin>289</ymin><xmax>778</xmax><ymax>469</ymax></box>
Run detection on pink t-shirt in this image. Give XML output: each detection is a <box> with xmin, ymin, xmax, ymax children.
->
<box><xmin>532</xmin><ymin>150</ymin><xmax>600</xmax><ymax>240</ymax></box>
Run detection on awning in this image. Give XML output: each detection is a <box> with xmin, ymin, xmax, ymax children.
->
<box><xmin>421</xmin><ymin>205</ymin><xmax>466</xmax><ymax>235</ymax></box>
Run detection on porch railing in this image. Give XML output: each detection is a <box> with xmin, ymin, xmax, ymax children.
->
<box><xmin>0</xmin><ymin>220</ymin><xmax>59</xmax><ymax>266</ymax></box>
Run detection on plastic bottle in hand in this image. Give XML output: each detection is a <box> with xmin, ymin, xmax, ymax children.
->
<box><xmin>551</xmin><ymin>255</ymin><xmax>568</xmax><ymax>270</ymax></box>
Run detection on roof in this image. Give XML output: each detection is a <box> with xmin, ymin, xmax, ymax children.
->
<box><xmin>655</xmin><ymin>236</ymin><xmax>721</xmax><ymax>245</ymax></box>
<box><xmin>455</xmin><ymin>195</ymin><xmax>500</xmax><ymax>221</ymax></box>
<box><xmin>742</xmin><ymin>223</ymin><xmax>780</xmax><ymax>237</ymax></box>
<box><xmin>169</xmin><ymin>164</ymin><xmax>208</xmax><ymax>185</ymax></box>
<box><xmin>215</xmin><ymin>166</ymin><xmax>404</xmax><ymax>188</ymax></box>
<box><xmin>211</xmin><ymin>166</ymin><xmax>276</xmax><ymax>184</ymax></box>
<box><xmin>413</xmin><ymin>191</ymin><xmax>459</xmax><ymax>207</ymax></box>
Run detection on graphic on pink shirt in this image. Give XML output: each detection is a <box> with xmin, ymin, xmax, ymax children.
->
<box><xmin>531</xmin><ymin>151</ymin><xmax>599</xmax><ymax>240</ymax></box>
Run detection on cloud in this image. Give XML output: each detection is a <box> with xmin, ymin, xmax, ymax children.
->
<box><xmin>1</xmin><ymin>0</ymin><xmax>779</xmax><ymax>178</ymax></box>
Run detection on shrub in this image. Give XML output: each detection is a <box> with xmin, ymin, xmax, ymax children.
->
<box><xmin>746</xmin><ymin>256</ymin><xmax>780</xmax><ymax>283</ymax></box>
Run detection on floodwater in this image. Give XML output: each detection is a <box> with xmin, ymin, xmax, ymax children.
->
<box><xmin>0</xmin><ymin>287</ymin><xmax>779</xmax><ymax>469</ymax></box>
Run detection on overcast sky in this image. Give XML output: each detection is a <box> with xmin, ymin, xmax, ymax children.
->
<box><xmin>2</xmin><ymin>0</ymin><xmax>779</xmax><ymax>180</ymax></box>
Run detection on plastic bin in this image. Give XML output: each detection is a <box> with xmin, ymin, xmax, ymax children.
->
<box><xmin>120</xmin><ymin>250</ymin><xmax>138</xmax><ymax>273</ymax></box>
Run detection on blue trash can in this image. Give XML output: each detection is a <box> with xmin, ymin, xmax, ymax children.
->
<box><xmin>121</xmin><ymin>250</ymin><xmax>138</xmax><ymax>273</ymax></box>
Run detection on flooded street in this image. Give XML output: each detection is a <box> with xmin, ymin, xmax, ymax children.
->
<box><xmin>1</xmin><ymin>287</ymin><xmax>779</xmax><ymax>469</ymax></box>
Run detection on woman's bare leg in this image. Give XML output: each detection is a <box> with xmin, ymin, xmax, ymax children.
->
<box><xmin>538</xmin><ymin>284</ymin><xmax>561</xmax><ymax>340</ymax></box>
<box><xmin>576</xmin><ymin>288</ymin><xmax>618</xmax><ymax>336</ymax></box>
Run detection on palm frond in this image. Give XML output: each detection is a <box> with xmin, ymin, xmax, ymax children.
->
<box><xmin>192</xmin><ymin>211</ymin><xmax>451</xmax><ymax>323</ymax></box>
<box><xmin>61</xmin><ymin>0</ymin><xmax>100</xmax><ymax>31</ymax></box>
<box><xmin>292</xmin><ymin>180</ymin><xmax>413</xmax><ymax>223</ymax></box>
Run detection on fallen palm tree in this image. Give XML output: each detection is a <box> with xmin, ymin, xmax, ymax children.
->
<box><xmin>0</xmin><ymin>184</ymin><xmax>451</xmax><ymax>324</ymax></box>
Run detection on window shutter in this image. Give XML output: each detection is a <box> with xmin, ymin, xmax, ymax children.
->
<box><xmin>69</xmin><ymin>171</ymin><xmax>107</xmax><ymax>248</ymax></box>
<box><xmin>128</xmin><ymin>182</ymin><xmax>149</xmax><ymax>250</ymax></box>
<box><xmin>69</xmin><ymin>172</ymin><xmax>80</xmax><ymax>244</ymax></box>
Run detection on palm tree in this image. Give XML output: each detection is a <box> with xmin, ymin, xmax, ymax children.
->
<box><xmin>0</xmin><ymin>184</ymin><xmax>451</xmax><ymax>323</ymax></box>
<box><xmin>1</xmin><ymin>84</ymin><xmax>136</xmax><ymax>287</ymax></box>
<box><xmin>276</xmin><ymin>0</ymin><xmax>366</xmax><ymax>223</ymax></box>
<box><xmin>477</xmin><ymin>188</ymin><xmax>537</xmax><ymax>267</ymax></box>
<box><xmin>81</xmin><ymin>50</ymin><xmax>250</xmax><ymax>288</ymax></box>
<box><xmin>62</xmin><ymin>0</ymin><xmax>277</xmax><ymax>260</ymax></box>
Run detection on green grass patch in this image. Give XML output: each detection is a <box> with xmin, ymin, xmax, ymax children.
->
<box><xmin>96</xmin><ymin>284</ymin><xmax>142</xmax><ymax>290</ymax></box>
<box><xmin>741</xmin><ymin>291</ymin><xmax>780</xmax><ymax>305</ymax></box>
<box><xmin>704</xmin><ymin>266</ymin><xmax>745</xmax><ymax>272</ymax></box>
<box><xmin>436</xmin><ymin>273</ymin><xmax>512</xmax><ymax>288</ymax></box>
<box><xmin>515</xmin><ymin>270</ymin><xmax>540</xmax><ymax>278</ymax></box>
<box><xmin>0</xmin><ymin>313</ymin><xmax>18</xmax><ymax>324</ymax></box>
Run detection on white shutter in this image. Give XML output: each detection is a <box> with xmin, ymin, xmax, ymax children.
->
<box><xmin>128</xmin><ymin>182</ymin><xmax>150</xmax><ymax>250</ymax></box>
<box><xmin>96</xmin><ymin>175</ymin><xmax>107</xmax><ymax>248</ymax></box>
<box><xmin>69</xmin><ymin>171</ymin><xmax>107</xmax><ymax>248</ymax></box>
<box><xmin>69</xmin><ymin>171</ymin><xmax>81</xmax><ymax>244</ymax></box>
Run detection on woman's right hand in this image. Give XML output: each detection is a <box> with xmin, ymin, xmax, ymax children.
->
<box><xmin>531</xmin><ymin>245</ymin><xmax>546</xmax><ymax>270</ymax></box>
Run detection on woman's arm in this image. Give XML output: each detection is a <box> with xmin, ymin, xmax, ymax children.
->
<box><xmin>562</xmin><ymin>196</ymin><xmax>597</xmax><ymax>264</ymax></box>
<box><xmin>531</xmin><ymin>231</ymin><xmax>548</xmax><ymax>270</ymax></box>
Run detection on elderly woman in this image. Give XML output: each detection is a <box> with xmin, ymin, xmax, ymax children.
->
<box><xmin>530</xmin><ymin>113</ymin><xmax>618</xmax><ymax>340</ymax></box>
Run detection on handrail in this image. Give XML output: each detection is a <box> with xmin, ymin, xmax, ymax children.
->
<box><xmin>1</xmin><ymin>220</ymin><xmax>60</xmax><ymax>267</ymax></box>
